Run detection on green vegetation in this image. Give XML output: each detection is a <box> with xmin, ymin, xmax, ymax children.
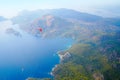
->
<box><xmin>12</xmin><ymin>9</ymin><xmax>120</xmax><ymax>80</ymax></box>
<box><xmin>53</xmin><ymin>62</ymin><xmax>89</xmax><ymax>80</ymax></box>
<box><xmin>53</xmin><ymin>33</ymin><xmax>120</xmax><ymax>80</ymax></box>
<box><xmin>26</xmin><ymin>78</ymin><xmax>51</xmax><ymax>80</ymax></box>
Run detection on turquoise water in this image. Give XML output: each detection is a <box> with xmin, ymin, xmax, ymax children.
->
<box><xmin>0</xmin><ymin>21</ymin><xmax>73</xmax><ymax>80</ymax></box>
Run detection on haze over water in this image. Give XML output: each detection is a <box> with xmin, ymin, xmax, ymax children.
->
<box><xmin>0</xmin><ymin>21</ymin><xmax>73</xmax><ymax>80</ymax></box>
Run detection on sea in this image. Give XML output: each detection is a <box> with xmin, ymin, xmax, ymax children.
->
<box><xmin>0</xmin><ymin>21</ymin><xmax>73</xmax><ymax>80</ymax></box>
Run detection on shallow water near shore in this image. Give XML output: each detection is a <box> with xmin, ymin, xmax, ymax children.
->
<box><xmin>0</xmin><ymin>21</ymin><xmax>73</xmax><ymax>80</ymax></box>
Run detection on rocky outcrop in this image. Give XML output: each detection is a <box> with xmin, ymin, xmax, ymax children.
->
<box><xmin>6</xmin><ymin>28</ymin><xmax>22</xmax><ymax>37</ymax></box>
<box><xmin>58</xmin><ymin>51</ymin><xmax>71</xmax><ymax>62</ymax></box>
<box><xmin>93</xmin><ymin>73</ymin><xmax>104</xmax><ymax>80</ymax></box>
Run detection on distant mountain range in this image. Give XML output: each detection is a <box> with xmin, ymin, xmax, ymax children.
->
<box><xmin>12</xmin><ymin>8</ymin><xmax>120</xmax><ymax>24</ymax></box>
<box><xmin>12</xmin><ymin>9</ymin><xmax>120</xmax><ymax>38</ymax></box>
<box><xmin>12</xmin><ymin>8</ymin><xmax>102</xmax><ymax>22</ymax></box>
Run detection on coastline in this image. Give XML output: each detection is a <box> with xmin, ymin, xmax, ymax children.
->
<box><xmin>50</xmin><ymin>64</ymin><xmax>58</xmax><ymax>76</ymax></box>
<box><xmin>50</xmin><ymin>51</ymin><xmax>62</xmax><ymax>76</ymax></box>
<box><xmin>50</xmin><ymin>47</ymin><xmax>72</xmax><ymax>77</ymax></box>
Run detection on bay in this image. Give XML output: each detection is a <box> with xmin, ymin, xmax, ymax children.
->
<box><xmin>0</xmin><ymin>21</ymin><xmax>73</xmax><ymax>80</ymax></box>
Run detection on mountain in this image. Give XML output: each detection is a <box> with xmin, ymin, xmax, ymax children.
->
<box><xmin>6</xmin><ymin>28</ymin><xmax>22</xmax><ymax>37</ymax></box>
<box><xmin>12</xmin><ymin>9</ymin><xmax>120</xmax><ymax>39</ymax></box>
<box><xmin>12</xmin><ymin>8</ymin><xmax>103</xmax><ymax>24</ymax></box>
<box><xmin>12</xmin><ymin>9</ymin><xmax>120</xmax><ymax>80</ymax></box>
<box><xmin>104</xmin><ymin>18</ymin><xmax>120</xmax><ymax>26</ymax></box>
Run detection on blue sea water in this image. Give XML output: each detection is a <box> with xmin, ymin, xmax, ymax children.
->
<box><xmin>0</xmin><ymin>21</ymin><xmax>73</xmax><ymax>80</ymax></box>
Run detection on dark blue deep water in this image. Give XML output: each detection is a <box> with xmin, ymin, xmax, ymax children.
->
<box><xmin>0</xmin><ymin>21</ymin><xmax>73</xmax><ymax>80</ymax></box>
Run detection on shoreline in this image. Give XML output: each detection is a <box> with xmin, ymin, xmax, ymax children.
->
<box><xmin>50</xmin><ymin>46</ymin><xmax>72</xmax><ymax>77</ymax></box>
<box><xmin>50</xmin><ymin>64</ymin><xmax>58</xmax><ymax>76</ymax></box>
<box><xmin>50</xmin><ymin>51</ymin><xmax>62</xmax><ymax>76</ymax></box>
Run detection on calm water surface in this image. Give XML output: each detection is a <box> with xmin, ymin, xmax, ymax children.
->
<box><xmin>0</xmin><ymin>21</ymin><xmax>73</xmax><ymax>80</ymax></box>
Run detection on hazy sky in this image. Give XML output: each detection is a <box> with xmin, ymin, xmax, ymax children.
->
<box><xmin>0</xmin><ymin>0</ymin><xmax>120</xmax><ymax>18</ymax></box>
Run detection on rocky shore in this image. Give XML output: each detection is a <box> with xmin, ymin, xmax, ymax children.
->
<box><xmin>50</xmin><ymin>50</ymin><xmax>71</xmax><ymax>76</ymax></box>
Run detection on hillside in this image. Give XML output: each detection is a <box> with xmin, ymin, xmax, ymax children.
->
<box><xmin>12</xmin><ymin>9</ymin><xmax>120</xmax><ymax>80</ymax></box>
